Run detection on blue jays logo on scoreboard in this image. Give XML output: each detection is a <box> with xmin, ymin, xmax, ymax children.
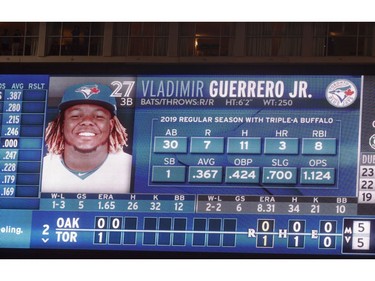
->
<box><xmin>325</xmin><ymin>79</ymin><xmax>358</xmax><ymax>108</ymax></box>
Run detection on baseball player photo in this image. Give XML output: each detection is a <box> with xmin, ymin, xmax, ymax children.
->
<box><xmin>41</xmin><ymin>78</ymin><xmax>134</xmax><ymax>194</ymax></box>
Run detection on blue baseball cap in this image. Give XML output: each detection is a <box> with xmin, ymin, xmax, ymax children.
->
<box><xmin>59</xmin><ymin>83</ymin><xmax>117</xmax><ymax>115</ymax></box>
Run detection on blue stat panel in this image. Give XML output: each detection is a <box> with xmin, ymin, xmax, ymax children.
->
<box><xmin>1</xmin><ymin>74</ymin><xmax>375</xmax><ymax>257</ymax></box>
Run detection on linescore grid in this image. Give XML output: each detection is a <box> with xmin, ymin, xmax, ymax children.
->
<box><xmin>0</xmin><ymin>74</ymin><xmax>375</xmax><ymax>257</ymax></box>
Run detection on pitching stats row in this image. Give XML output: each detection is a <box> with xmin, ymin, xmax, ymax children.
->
<box><xmin>1</xmin><ymin>74</ymin><xmax>375</xmax><ymax>257</ymax></box>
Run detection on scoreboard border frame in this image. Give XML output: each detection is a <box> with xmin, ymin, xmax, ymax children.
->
<box><xmin>1</xmin><ymin>62</ymin><xmax>375</xmax><ymax>259</ymax></box>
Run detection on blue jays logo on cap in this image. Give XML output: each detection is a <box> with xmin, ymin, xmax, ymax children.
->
<box><xmin>59</xmin><ymin>83</ymin><xmax>117</xmax><ymax>115</ymax></box>
<box><xmin>75</xmin><ymin>84</ymin><xmax>101</xmax><ymax>99</ymax></box>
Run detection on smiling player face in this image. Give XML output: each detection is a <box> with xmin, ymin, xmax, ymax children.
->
<box><xmin>63</xmin><ymin>104</ymin><xmax>114</xmax><ymax>154</ymax></box>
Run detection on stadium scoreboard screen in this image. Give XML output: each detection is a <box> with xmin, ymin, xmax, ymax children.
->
<box><xmin>1</xmin><ymin>72</ymin><xmax>375</xmax><ymax>257</ymax></box>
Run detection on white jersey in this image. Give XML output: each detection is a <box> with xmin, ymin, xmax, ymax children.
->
<box><xmin>41</xmin><ymin>152</ymin><xmax>132</xmax><ymax>194</ymax></box>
